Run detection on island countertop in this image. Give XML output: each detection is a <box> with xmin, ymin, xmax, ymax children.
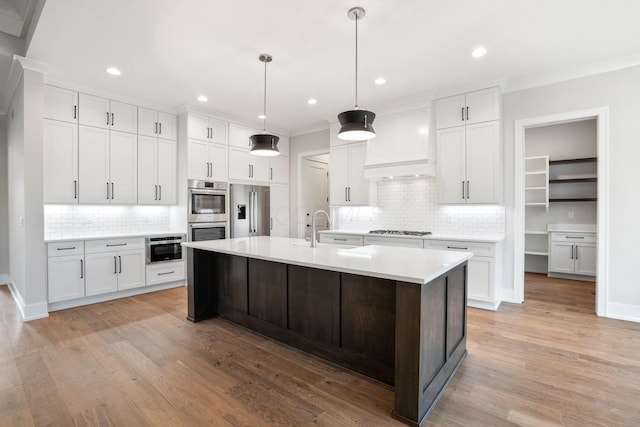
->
<box><xmin>182</xmin><ymin>236</ymin><xmax>472</xmax><ymax>285</ymax></box>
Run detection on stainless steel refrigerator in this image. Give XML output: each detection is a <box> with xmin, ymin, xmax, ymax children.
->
<box><xmin>230</xmin><ymin>184</ymin><xmax>270</xmax><ymax>238</ymax></box>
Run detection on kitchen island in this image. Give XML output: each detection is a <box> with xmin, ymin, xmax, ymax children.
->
<box><xmin>183</xmin><ymin>236</ymin><xmax>472</xmax><ymax>426</ymax></box>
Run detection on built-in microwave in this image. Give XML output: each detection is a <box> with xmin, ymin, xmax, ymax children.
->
<box><xmin>188</xmin><ymin>180</ymin><xmax>228</xmax><ymax>223</ymax></box>
<box><xmin>146</xmin><ymin>235</ymin><xmax>184</xmax><ymax>264</ymax></box>
<box><xmin>188</xmin><ymin>222</ymin><xmax>228</xmax><ymax>242</ymax></box>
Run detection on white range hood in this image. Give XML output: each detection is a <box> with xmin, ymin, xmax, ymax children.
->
<box><xmin>362</xmin><ymin>105</ymin><xmax>436</xmax><ymax>180</ymax></box>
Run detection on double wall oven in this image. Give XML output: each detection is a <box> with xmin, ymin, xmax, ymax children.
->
<box><xmin>187</xmin><ymin>179</ymin><xmax>229</xmax><ymax>242</ymax></box>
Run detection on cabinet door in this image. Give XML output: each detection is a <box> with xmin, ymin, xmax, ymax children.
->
<box><xmin>250</xmin><ymin>155</ymin><xmax>270</xmax><ymax>183</ymax></box>
<box><xmin>117</xmin><ymin>249</ymin><xmax>146</xmax><ymax>290</ymax></box>
<box><xmin>156</xmin><ymin>139</ymin><xmax>177</xmax><ymax>204</ymax></box>
<box><xmin>574</xmin><ymin>243</ymin><xmax>597</xmax><ymax>276</ymax></box>
<box><xmin>228</xmin><ymin>123</ymin><xmax>252</xmax><ymax>149</ymax></box>
<box><xmin>467</xmin><ymin>257</ymin><xmax>494</xmax><ymax>302</ymax></box>
<box><xmin>329</xmin><ymin>145</ymin><xmax>350</xmax><ymax>205</ymax></box>
<box><xmin>137</xmin><ymin>108</ymin><xmax>158</xmax><ymax>137</ymax></box>
<box><xmin>137</xmin><ymin>135</ymin><xmax>157</xmax><ymax>204</ymax></box>
<box><xmin>187</xmin><ymin>139</ymin><xmax>210</xmax><ymax>180</ymax></box>
<box><xmin>85</xmin><ymin>252</ymin><xmax>118</xmax><ymax>296</ymax></box>
<box><xmin>187</xmin><ymin>113</ymin><xmax>210</xmax><ymax>142</ymax></box>
<box><xmin>43</xmin><ymin>119</ymin><xmax>78</xmax><ymax>203</ymax></box>
<box><xmin>79</xmin><ymin>93</ymin><xmax>110</xmax><ymax>129</ymax></box>
<box><xmin>465</xmin><ymin>88</ymin><xmax>500</xmax><ymax>125</ymax></box>
<box><xmin>465</xmin><ymin>121</ymin><xmax>500</xmax><ymax>204</ymax></box>
<box><xmin>109</xmin><ymin>101</ymin><xmax>137</xmax><ymax>134</ymax></box>
<box><xmin>270</xmin><ymin>183</ymin><xmax>289</xmax><ymax>237</ymax></box>
<box><xmin>44</xmin><ymin>86</ymin><xmax>78</xmax><ymax>123</ymax></box>
<box><xmin>548</xmin><ymin>242</ymin><xmax>574</xmax><ymax>274</ymax></box>
<box><xmin>208</xmin><ymin>143</ymin><xmax>228</xmax><ymax>181</ymax></box>
<box><xmin>269</xmin><ymin>155</ymin><xmax>289</xmax><ymax>184</ymax></box>
<box><xmin>209</xmin><ymin>118</ymin><xmax>228</xmax><ymax>145</ymax></box>
<box><xmin>347</xmin><ymin>142</ymin><xmax>368</xmax><ymax>205</ymax></box>
<box><xmin>109</xmin><ymin>131</ymin><xmax>138</xmax><ymax>204</ymax></box>
<box><xmin>437</xmin><ymin>126</ymin><xmax>466</xmax><ymax>204</ymax></box>
<box><xmin>78</xmin><ymin>125</ymin><xmax>110</xmax><ymax>204</ymax></box>
<box><xmin>48</xmin><ymin>255</ymin><xmax>85</xmax><ymax>302</ymax></box>
<box><xmin>157</xmin><ymin>112</ymin><xmax>177</xmax><ymax>141</ymax></box>
<box><xmin>435</xmin><ymin>94</ymin><xmax>465</xmax><ymax>129</ymax></box>
<box><xmin>229</xmin><ymin>148</ymin><xmax>251</xmax><ymax>181</ymax></box>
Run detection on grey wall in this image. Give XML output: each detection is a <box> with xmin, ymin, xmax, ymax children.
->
<box><xmin>503</xmin><ymin>65</ymin><xmax>640</xmax><ymax>311</ymax></box>
<box><xmin>0</xmin><ymin>116</ymin><xmax>8</xmax><ymax>279</ymax></box>
<box><xmin>289</xmin><ymin>129</ymin><xmax>330</xmax><ymax>238</ymax></box>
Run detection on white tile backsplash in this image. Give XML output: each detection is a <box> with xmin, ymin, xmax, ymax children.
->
<box><xmin>44</xmin><ymin>205</ymin><xmax>171</xmax><ymax>240</ymax></box>
<box><xmin>336</xmin><ymin>177</ymin><xmax>505</xmax><ymax>236</ymax></box>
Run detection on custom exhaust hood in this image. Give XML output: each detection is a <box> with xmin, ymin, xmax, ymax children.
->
<box><xmin>362</xmin><ymin>106</ymin><xmax>436</xmax><ymax>180</ymax></box>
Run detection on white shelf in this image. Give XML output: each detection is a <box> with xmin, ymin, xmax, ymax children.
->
<box><xmin>525</xmin><ymin>202</ymin><xmax>547</xmax><ymax>206</ymax></box>
<box><xmin>525</xmin><ymin>230</ymin><xmax>548</xmax><ymax>235</ymax></box>
<box><xmin>524</xmin><ymin>156</ymin><xmax>549</xmax><ymax>211</ymax></box>
<box><xmin>525</xmin><ymin>251</ymin><xmax>548</xmax><ymax>256</ymax></box>
<box><xmin>525</xmin><ymin>170</ymin><xmax>547</xmax><ymax>175</ymax></box>
<box><xmin>525</xmin><ymin>186</ymin><xmax>547</xmax><ymax>190</ymax></box>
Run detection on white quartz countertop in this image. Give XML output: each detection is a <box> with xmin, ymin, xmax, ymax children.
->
<box><xmin>45</xmin><ymin>232</ymin><xmax>186</xmax><ymax>243</ymax></box>
<box><xmin>547</xmin><ymin>224</ymin><xmax>596</xmax><ymax>233</ymax></box>
<box><xmin>182</xmin><ymin>236</ymin><xmax>472</xmax><ymax>285</ymax></box>
<box><xmin>318</xmin><ymin>230</ymin><xmax>505</xmax><ymax>243</ymax></box>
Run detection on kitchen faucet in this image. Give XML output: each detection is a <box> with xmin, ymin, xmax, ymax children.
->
<box><xmin>311</xmin><ymin>210</ymin><xmax>331</xmax><ymax>248</ymax></box>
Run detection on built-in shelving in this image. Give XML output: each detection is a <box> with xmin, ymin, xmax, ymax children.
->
<box><xmin>525</xmin><ymin>251</ymin><xmax>549</xmax><ymax>256</ymax></box>
<box><xmin>548</xmin><ymin>157</ymin><xmax>597</xmax><ymax>203</ymax></box>
<box><xmin>525</xmin><ymin>230</ymin><xmax>547</xmax><ymax>235</ymax></box>
<box><xmin>549</xmin><ymin>198</ymin><xmax>597</xmax><ymax>203</ymax></box>
<box><xmin>524</xmin><ymin>156</ymin><xmax>549</xmax><ymax>211</ymax></box>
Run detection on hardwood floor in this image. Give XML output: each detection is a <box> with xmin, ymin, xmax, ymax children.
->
<box><xmin>1</xmin><ymin>276</ymin><xmax>639</xmax><ymax>426</ymax></box>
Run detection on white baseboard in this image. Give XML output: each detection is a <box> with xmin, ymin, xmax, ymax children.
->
<box><xmin>0</xmin><ymin>274</ymin><xmax>9</xmax><ymax>285</ymax></box>
<box><xmin>6</xmin><ymin>279</ymin><xmax>49</xmax><ymax>321</ymax></box>
<box><xmin>606</xmin><ymin>302</ymin><xmax>640</xmax><ymax>323</ymax></box>
<box><xmin>468</xmin><ymin>298</ymin><xmax>501</xmax><ymax>311</ymax></box>
<box><xmin>48</xmin><ymin>280</ymin><xmax>185</xmax><ymax>312</ymax></box>
<box><xmin>500</xmin><ymin>287</ymin><xmax>519</xmax><ymax>303</ymax></box>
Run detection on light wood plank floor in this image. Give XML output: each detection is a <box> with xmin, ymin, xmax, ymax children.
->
<box><xmin>1</xmin><ymin>274</ymin><xmax>639</xmax><ymax>426</ymax></box>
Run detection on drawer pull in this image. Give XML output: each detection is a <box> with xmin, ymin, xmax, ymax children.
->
<box><xmin>158</xmin><ymin>271</ymin><xmax>175</xmax><ymax>276</ymax></box>
<box><xmin>333</xmin><ymin>238</ymin><xmax>348</xmax><ymax>241</ymax></box>
<box><xmin>106</xmin><ymin>243</ymin><xmax>127</xmax><ymax>247</ymax></box>
<box><xmin>565</xmin><ymin>236</ymin><xmax>585</xmax><ymax>239</ymax></box>
<box><xmin>447</xmin><ymin>246</ymin><xmax>468</xmax><ymax>250</ymax></box>
<box><xmin>57</xmin><ymin>246</ymin><xmax>76</xmax><ymax>251</ymax></box>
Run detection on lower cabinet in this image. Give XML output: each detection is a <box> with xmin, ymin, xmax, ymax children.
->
<box><xmin>318</xmin><ymin>232</ymin><xmax>364</xmax><ymax>246</ymax></box>
<box><xmin>146</xmin><ymin>260</ymin><xmax>185</xmax><ymax>286</ymax></box>
<box><xmin>363</xmin><ymin>235</ymin><xmax>424</xmax><ymax>248</ymax></box>
<box><xmin>85</xmin><ymin>246</ymin><xmax>145</xmax><ymax>296</ymax></box>
<box><xmin>47</xmin><ymin>241</ymin><xmax>85</xmax><ymax>303</ymax></box>
<box><xmin>548</xmin><ymin>232</ymin><xmax>597</xmax><ymax>278</ymax></box>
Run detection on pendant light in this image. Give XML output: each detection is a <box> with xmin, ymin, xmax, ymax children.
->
<box><xmin>250</xmin><ymin>53</ymin><xmax>280</xmax><ymax>156</ymax></box>
<box><xmin>337</xmin><ymin>6</ymin><xmax>376</xmax><ymax>141</ymax></box>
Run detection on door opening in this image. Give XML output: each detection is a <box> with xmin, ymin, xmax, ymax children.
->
<box><xmin>299</xmin><ymin>154</ymin><xmax>329</xmax><ymax>240</ymax></box>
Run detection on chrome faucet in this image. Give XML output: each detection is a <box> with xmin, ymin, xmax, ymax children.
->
<box><xmin>311</xmin><ymin>210</ymin><xmax>331</xmax><ymax>248</ymax></box>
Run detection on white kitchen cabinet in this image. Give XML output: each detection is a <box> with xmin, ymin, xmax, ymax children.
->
<box><xmin>146</xmin><ymin>261</ymin><xmax>185</xmax><ymax>286</ymax></box>
<box><xmin>229</xmin><ymin>147</ymin><xmax>270</xmax><ymax>183</ymax></box>
<box><xmin>187</xmin><ymin>140</ymin><xmax>228</xmax><ymax>181</ymax></box>
<box><xmin>78</xmin><ymin>126</ymin><xmax>137</xmax><ymax>204</ymax></box>
<box><xmin>229</xmin><ymin>123</ymin><xmax>257</xmax><ymax>149</ymax></box>
<box><xmin>435</xmin><ymin>87</ymin><xmax>500</xmax><ymax>129</ymax></box>
<box><xmin>43</xmin><ymin>119</ymin><xmax>78</xmax><ymax>203</ymax></box>
<box><xmin>47</xmin><ymin>241</ymin><xmax>85</xmax><ymax>303</ymax></box>
<box><xmin>138</xmin><ymin>136</ymin><xmax>176</xmax><ymax>204</ymax></box>
<box><xmin>270</xmin><ymin>183</ymin><xmax>289</xmax><ymax>237</ymax></box>
<box><xmin>44</xmin><ymin>85</ymin><xmax>78</xmax><ymax>123</ymax></box>
<box><xmin>79</xmin><ymin>93</ymin><xmax>137</xmax><ymax>133</ymax></box>
<box><xmin>85</xmin><ymin>238</ymin><xmax>145</xmax><ymax>296</ymax></box>
<box><xmin>188</xmin><ymin>113</ymin><xmax>227</xmax><ymax>144</ymax></box>
<box><xmin>424</xmin><ymin>239</ymin><xmax>502</xmax><ymax>310</ymax></box>
<box><xmin>138</xmin><ymin>108</ymin><xmax>177</xmax><ymax>140</ymax></box>
<box><xmin>437</xmin><ymin>120</ymin><xmax>500</xmax><ymax>204</ymax></box>
<box><xmin>363</xmin><ymin>236</ymin><xmax>425</xmax><ymax>248</ymax></box>
<box><xmin>269</xmin><ymin>155</ymin><xmax>289</xmax><ymax>184</ymax></box>
<box><xmin>318</xmin><ymin>233</ymin><xmax>364</xmax><ymax>246</ymax></box>
<box><xmin>548</xmin><ymin>232</ymin><xmax>597</xmax><ymax>278</ymax></box>
<box><xmin>329</xmin><ymin>142</ymin><xmax>370</xmax><ymax>206</ymax></box>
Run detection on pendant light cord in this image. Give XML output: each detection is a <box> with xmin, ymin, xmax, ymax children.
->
<box><xmin>354</xmin><ymin>10</ymin><xmax>358</xmax><ymax>109</ymax></box>
<box><xmin>263</xmin><ymin>58</ymin><xmax>267</xmax><ymax>132</ymax></box>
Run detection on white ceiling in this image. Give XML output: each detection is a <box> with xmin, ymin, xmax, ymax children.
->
<box><xmin>25</xmin><ymin>0</ymin><xmax>640</xmax><ymax>135</ymax></box>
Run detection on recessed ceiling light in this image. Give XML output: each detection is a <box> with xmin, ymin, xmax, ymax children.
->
<box><xmin>258</xmin><ymin>114</ymin><xmax>266</xmax><ymax>120</ymax></box>
<box><xmin>307</xmin><ymin>98</ymin><xmax>317</xmax><ymax>105</ymax></box>
<box><xmin>106</xmin><ymin>67</ymin><xmax>121</xmax><ymax>76</ymax></box>
<box><xmin>471</xmin><ymin>47</ymin><xmax>487</xmax><ymax>58</ymax></box>
<box><xmin>374</xmin><ymin>77</ymin><xmax>386</xmax><ymax>85</ymax></box>
<box><xmin>197</xmin><ymin>95</ymin><xmax>208</xmax><ymax>103</ymax></box>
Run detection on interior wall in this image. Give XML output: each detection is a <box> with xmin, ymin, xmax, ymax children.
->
<box><xmin>503</xmin><ymin>65</ymin><xmax>640</xmax><ymax>314</ymax></box>
<box><xmin>289</xmin><ymin>129</ymin><xmax>330</xmax><ymax>238</ymax></box>
<box><xmin>0</xmin><ymin>116</ymin><xmax>9</xmax><ymax>279</ymax></box>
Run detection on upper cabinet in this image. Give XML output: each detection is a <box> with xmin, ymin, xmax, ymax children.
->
<box><xmin>44</xmin><ymin>85</ymin><xmax>78</xmax><ymax>123</ymax></box>
<box><xmin>188</xmin><ymin>112</ymin><xmax>227</xmax><ymax>144</ymax></box>
<box><xmin>435</xmin><ymin>87</ymin><xmax>500</xmax><ymax>130</ymax></box>
<box><xmin>43</xmin><ymin>119</ymin><xmax>78</xmax><ymax>203</ymax></box>
<box><xmin>138</xmin><ymin>136</ymin><xmax>177</xmax><ymax>205</ymax></box>
<box><xmin>79</xmin><ymin>93</ymin><xmax>138</xmax><ymax>133</ymax></box>
<box><xmin>329</xmin><ymin>142</ymin><xmax>370</xmax><ymax>206</ymax></box>
<box><xmin>138</xmin><ymin>108</ymin><xmax>177</xmax><ymax>140</ymax></box>
<box><xmin>269</xmin><ymin>155</ymin><xmax>289</xmax><ymax>184</ymax></box>
<box><xmin>228</xmin><ymin>147</ymin><xmax>270</xmax><ymax>183</ymax></box>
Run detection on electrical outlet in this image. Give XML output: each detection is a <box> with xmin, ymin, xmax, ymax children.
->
<box><xmin>568</xmin><ymin>211</ymin><xmax>575</xmax><ymax>219</ymax></box>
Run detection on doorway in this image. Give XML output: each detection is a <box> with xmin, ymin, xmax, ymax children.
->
<box><xmin>299</xmin><ymin>154</ymin><xmax>330</xmax><ymax>240</ymax></box>
<box><xmin>514</xmin><ymin>107</ymin><xmax>609</xmax><ymax>316</ymax></box>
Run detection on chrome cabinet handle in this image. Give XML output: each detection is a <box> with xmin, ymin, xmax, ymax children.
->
<box><xmin>270</xmin><ymin>167</ymin><xmax>273</xmax><ymax>180</ymax></box>
<box><xmin>466</xmin><ymin>106</ymin><xmax>469</xmax><ymax>121</ymax></box>
<box><xmin>106</xmin><ymin>243</ymin><xmax>127</xmax><ymax>247</ymax></box>
<box><xmin>466</xmin><ymin>180</ymin><xmax>470</xmax><ymax>199</ymax></box>
<box><xmin>334</xmin><ymin>238</ymin><xmax>347</xmax><ymax>242</ymax></box>
<box><xmin>111</xmin><ymin>182</ymin><xmax>114</xmax><ymax>200</ymax></box>
<box><xmin>570</xmin><ymin>245</ymin><xmax>574</xmax><ymax>260</ymax></box>
<box><xmin>158</xmin><ymin>271</ymin><xmax>174</xmax><ymax>276</ymax></box>
<box><xmin>154</xmin><ymin>185</ymin><xmax>158</xmax><ymax>200</ymax></box>
<box><xmin>566</xmin><ymin>236</ymin><xmax>585</xmax><ymax>239</ymax></box>
<box><xmin>158</xmin><ymin>122</ymin><xmax>162</xmax><ymax>135</ymax></box>
<box><xmin>106</xmin><ymin>112</ymin><xmax>110</xmax><ymax>125</ymax></box>
<box><xmin>345</xmin><ymin>187</ymin><xmax>348</xmax><ymax>202</ymax></box>
<box><xmin>154</xmin><ymin>122</ymin><xmax>158</xmax><ymax>134</ymax></box>
<box><xmin>348</xmin><ymin>187</ymin><xmax>351</xmax><ymax>202</ymax></box>
<box><xmin>158</xmin><ymin>185</ymin><xmax>161</xmax><ymax>200</ymax></box>
<box><xmin>73</xmin><ymin>105</ymin><xmax>77</xmax><ymax>120</ymax></box>
<box><xmin>111</xmin><ymin>113</ymin><xmax>114</xmax><ymax>126</ymax></box>
<box><xmin>80</xmin><ymin>259</ymin><xmax>83</xmax><ymax>279</ymax></box>
<box><xmin>448</xmin><ymin>246</ymin><xmax>469</xmax><ymax>250</ymax></box>
<box><xmin>74</xmin><ymin>180</ymin><xmax>77</xmax><ymax>199</ymax></box>
<box><xmin>270</xmin><ymin>217</ymin><xmax>273</xmax><ymax>230</ymax></box>
<box><xmin>118</xmin><ymin>256</ymin><xmax>122</xmax><ymax>273</ymax></box>
<box><xmin>114</xmin><ymin>256</ymin><xmax>117</xmax><ymax>274</ymax></box>
<box><xmin>575</xmin><ymin>245</ymin><xmax>579</xmax><ymax>260</ymax></box>
<box><xmin>106</xmin><ymin>182</ymin><xmax>110</xmax><ymax>199</ymax></box>
<box><xmin>462</xmin><ymin>181</ymin><xmax>465</xmax><ymax>199</ymax></box>
<box><xmin>57</xmin><ymin>246</ymin><xmax>76</xmax><ymax>251</ymax></box>
<box><xmin>461</xmin><ymin>107</ymin><xmax>464</xmax><ymax>121</ymax></box>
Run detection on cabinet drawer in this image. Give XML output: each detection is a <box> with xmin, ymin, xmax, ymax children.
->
<box><xmin>85</xmin><ymin>238</ymin><xmax>145</xmax><ymax>253</ymax></box>
<box><xmin>424</xmin><ymin>239</ymin><xmax>495</xmax><ymax>257</ymax></box>
<box><xmin>364</xmin><ymin>236</ymin><xmax>424</xmax><ymax>249</ymax></box>
<box><xmin>48</xmin><ymin>241</ymin><xmax>84</xmax><ymax>257</ymax></box>
<box><xmin>319</xmin><ymin>234</ymin><xmax>364</xmax><ymax>246</ymax></box>
<box><xmin>146</xmin><ymin>261</ymin><xmax>185</xmax><ymax>286</ymax></box>
<box><xmin>550</xmin><ymin>232</ymin><xmax>597</xmax><ymax>244</ymax></box>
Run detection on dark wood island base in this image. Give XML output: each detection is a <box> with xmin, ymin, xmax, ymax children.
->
<box><xmin>187</xmin><ymin>248</ymin><xmax>467</xmax><ymax>426</ymax></box>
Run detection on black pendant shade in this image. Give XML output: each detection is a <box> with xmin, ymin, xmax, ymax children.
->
<box><xmin>337</xmin><ymin>109</ymin><xmax>376</xmax><ymax>141</ymax></box>
<box><xmin>249</xmin><ymin>133</ymin><xmax>280</xmax><ymax>157</ymax></box>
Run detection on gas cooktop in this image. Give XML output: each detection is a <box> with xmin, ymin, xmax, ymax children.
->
<box><xmin>369</xmin><ymin>230</ymin><xmax>432</xmax><ymax>236</ymax></box>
